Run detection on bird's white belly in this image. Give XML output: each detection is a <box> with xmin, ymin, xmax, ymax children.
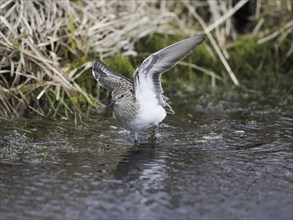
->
<box><xmin>128</xmin><ymin>102</ymin><xmax>166</xmax><ymax>130</ymax></box>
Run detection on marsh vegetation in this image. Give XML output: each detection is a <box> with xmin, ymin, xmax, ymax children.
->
<box><xmin>0</xmin><ymin>0</ymin><xmax>292</xmax><ymax>118</ymax></box>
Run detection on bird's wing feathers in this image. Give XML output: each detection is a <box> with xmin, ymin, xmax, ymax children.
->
<box><xmin>133</xmin><ymin>35</ymin><xmax>205</xmax><ymax>114</ymax></box>
<box><xmin>92</xmin><ymin>60</ymin><xmax>132</xmax><ymax>91</ymax></box>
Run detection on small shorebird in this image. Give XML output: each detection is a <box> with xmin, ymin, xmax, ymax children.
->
<box><xmin>92</xmin><ymin>35</ymin><xmax>205</xmax><ymax>142</ymax></box>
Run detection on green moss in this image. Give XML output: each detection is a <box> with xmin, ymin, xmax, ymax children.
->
<box><xmin>70</xmin><ymin>56</ymin><xmax>88</xmax><ymax>69</ymax></box>
<box><xmin>228</xmin><ymin>35</ymin><xmax>292</xmax><ymax>87</ymax></box>
<box><xmin>134</xmin><ymin>34</ymin><xmax>186</xmax><ymax>64</ymax></box>
<box><xmin>103</xmin><ymin>55</ymin><xmax>135</xmax><ymax>79</ymax></box>
<box><xmin>228</xmin><ymin>36</ymin><xmax>270</xmax><ymax>79</ymax></box>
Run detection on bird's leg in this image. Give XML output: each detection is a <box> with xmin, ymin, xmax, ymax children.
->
<box><xmin>134</xmin><ymin>131</ymin><xmax>138</xmax><ymax>143</ymax></box>
<box><xmin>149</xmin><ymin>126</ymin><xmax>159</xmax><ymax>144</ymax></box>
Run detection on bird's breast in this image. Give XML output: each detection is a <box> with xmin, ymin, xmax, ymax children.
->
<box><xmin>128</xmin><ymin>100</ymin><xmax>167</xmax><ymax>130</ymax></box>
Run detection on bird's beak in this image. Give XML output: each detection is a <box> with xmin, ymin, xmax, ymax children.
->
<box><xmin>107</xmin><ymin>100</ymin><xmax>115</xmax><ymax>109</ymax></box>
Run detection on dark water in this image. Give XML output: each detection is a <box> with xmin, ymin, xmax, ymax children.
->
<box><xmin>1</xmin><ymin>92</ymin><xmax>292</xmax><ymax>219</ymax></box>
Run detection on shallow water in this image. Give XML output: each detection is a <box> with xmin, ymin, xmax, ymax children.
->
<box><xmin>0</xmin><ymin>92</ymin><xmax>292</xmax><ymax>219</ymax></box>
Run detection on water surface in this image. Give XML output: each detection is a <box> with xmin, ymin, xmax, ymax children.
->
<box><xmin>1</xmin><ymin>91</ymin><xmax>292</xmax><ymax>219</ymax></box>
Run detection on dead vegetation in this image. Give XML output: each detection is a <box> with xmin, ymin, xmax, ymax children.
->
<box><xmin>0</xmin><ymin>0</ymin><xmax>292</xmax><ymax>117</ymax></box>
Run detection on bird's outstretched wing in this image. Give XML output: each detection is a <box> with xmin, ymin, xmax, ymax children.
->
<box><xmin>92</xmin><ymin>60</ymin><xmax>132</xmax><ymax>91</ymax></box>
<box><xmin>132</xmin><ymin>35</ymin><xmax>205</xmax><ymax>114</ymax></box>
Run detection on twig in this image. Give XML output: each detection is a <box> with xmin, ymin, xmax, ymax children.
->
<box><xmin>205</xmin><ymin>0</ymin><xmax>249</xmax><ymax>33</ymax></box>
<box><xmin>184</xmin><ymin>1</ymin><xmax>240</xmax><ymax>86</ymax></box>
<box><xmin>179</xmin><ymin>61</ymin><xmax>224</xmax><ymax>82</ymax></box>
<box><xmin>258</xmin><ymin>20</ymin><xmax>293</xmax><ymax>44</ymax></box>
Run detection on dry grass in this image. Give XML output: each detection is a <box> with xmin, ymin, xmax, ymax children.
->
<box><xmin>0</xmin><ymin>0</ymin><xmax>177</xmax><ymax>117</ymax></box>
<box><xmin>0</xmin><ymin>0</ymin><xmax>292</xmax><ymax>117</ymax></box>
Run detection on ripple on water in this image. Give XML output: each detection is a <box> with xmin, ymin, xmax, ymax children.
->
<box><xmin>0</xmin><ymin>96</ymin><xmax>292</xmax><ymax>219</ymax></box>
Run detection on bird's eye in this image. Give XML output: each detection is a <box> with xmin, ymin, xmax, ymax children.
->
<box><xmin>120</xmin><ymin>94</ymin><xmax>124</xmax><ymax>98</ymax></box>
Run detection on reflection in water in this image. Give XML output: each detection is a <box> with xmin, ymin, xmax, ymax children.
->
<box><xmin>114</xmin><ymin>144</ymin><xmax>159</xmax><ymax>179</ymax></box>
<box><xmin>0</xmin><ymin>95</ymin><xmax>292</xmax><ymax>219</ymax></box>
